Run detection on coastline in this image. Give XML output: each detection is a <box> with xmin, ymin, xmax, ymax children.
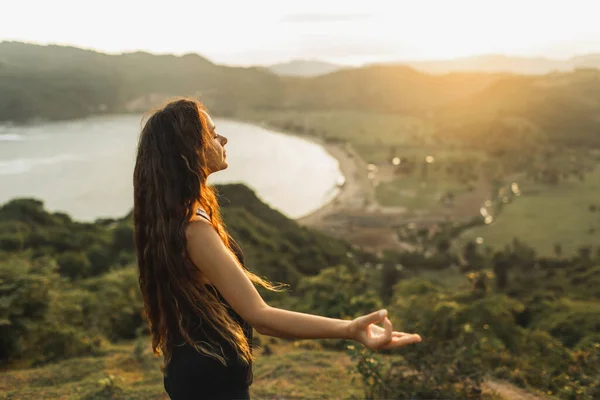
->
<box><xmin>232</xmin><ymin>118</ymin><xmax>373</xmax><ymax>228</ymax></box>
<box><xmin>295</xmin><ymin>139</ymin><xmax>368</xmax><ymax>226</ymax></box>
<box><xmin>2</xmin><ymin>111</ymin><xmax>370</xmax><ymax>230</ymax></box>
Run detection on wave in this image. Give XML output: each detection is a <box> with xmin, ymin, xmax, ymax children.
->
<box><xmin>0</xmin><ymin>133</ymin><xmax>25</xmax><ymax>141</ymax></box>
<box><xmin>0</xmin><ymin>154</ymin><xmax>82</xmax><ymax>175</ymax></box>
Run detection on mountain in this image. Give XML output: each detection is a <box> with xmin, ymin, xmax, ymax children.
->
<box><xmin>2</xmin><ymin>41</ymin><xmax>600</xmax><ymax>148</ymax></box>
<box><xmin>268</xmin><ymin>54</ymin><xmax>600</xmax><ymax>77</ymax></box>
<box><xmin>568</xmin><ymin>53</ymin><xmax>600</xmax><ymax>69</ymax></box>
<box><xmin>267</xmin><ymin>59</ymin><xmax>343</xmax><ymax>77</ymax></box>
<box><xmin>0</xmin><ymin>41</ymin><xmax>284</xmax><ymax>121</ymax></box>
<box><xmin>280</xmin><ymin>65</ymin><xmax>508</xmax><ymax>112</ymax></box>
<box><xmin>436</xmin><ymin>68</ymin><xmax>600</xmax><ymax>147</ymax></box>
<box><xmin>382</xmin><ymin>54</ymin><xmax>600</xmax><ymax>75</ymax></box>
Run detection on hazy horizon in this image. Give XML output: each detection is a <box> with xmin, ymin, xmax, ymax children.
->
<box><xmin>2</xmin><ymin>0</ymin><xmax>600</xmax><ymax>66</ymax></box>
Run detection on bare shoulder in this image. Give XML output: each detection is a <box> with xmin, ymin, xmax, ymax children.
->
<box><xmin>185</xmin><ymin>217</ymin><xmax>214</xmax><ymax>239</ymax></box>
<box><xmin>183</xmin><ymin>212</ymin><xmax>268</xmax><ymax>327</ymax></box>
<box><xmin>184</xmin><ymin>218</ymin><xmax>225</xmax><ymax>260</ymax></box>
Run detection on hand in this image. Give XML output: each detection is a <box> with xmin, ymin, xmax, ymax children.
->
<box><xmin>347</xmin><ymin>309</ymin><xmax>421</xmax><ymax>351</ymax></box>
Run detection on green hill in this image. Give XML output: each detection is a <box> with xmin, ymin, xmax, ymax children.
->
<box><xmin>0</xmin><ymin>41</ymin><xmax>283</xmax><ymax>121</ymax></box>
<box><xmin>437</xmin><ymin>68</ymin><xmax>600</xmax><ymax>148</ymax></box>
<box><xmin>1</xmin><ymin>183</ymin><xmax>600</xmax><ymax>399</ymax></box>
<box><xmin>0</xmin><ymin>184</ymin><xmax>371</xmax><ymax>365</ymax></box>
<box><xmin>3</xmin><ymin>41</ymin><xmax>600</xmax><ymax>150</ymax></box>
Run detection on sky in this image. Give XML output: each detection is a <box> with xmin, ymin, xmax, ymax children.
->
<box><xmin>2</xmin><ymin>0</ymin><xmax>600</xmax><ymax>66</ymax></box>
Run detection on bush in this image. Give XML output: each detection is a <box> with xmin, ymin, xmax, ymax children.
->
<box><xmin>57</xmin><ymin>251</ymin><xmax>91</xmax><ymax>279</ymax></box>
<box><xmin>32</xmin><ymin>325</ymin><xmax>105</xmax><ymax>365</ymax></box>
<box><xmin>347</xmin><ymin>331</ymin><xmax>487</xmax><ymax>399</ymax></box>
<box><xmin>293</xmin><ymin>264</ymin><xmax>382</xmax><ymax>320</ymax></box>
<box><xmin>0</xmin><ymin>256</ymin><xmax>59</xmax><ymax>362</ymax></box>
<box><xmin>533</xmin><ymin>299</ymin><xmax>600</xmax><ymax>348</ymax></box>
<box><xmin>81</xmin><ymin>268</ymin><xmax>144</xmax><ymax>340</ymax></box>
<box><xmin>86</xmin><ymin>244</ymin><xmax>113</xmax><ymax>276</ymax></box>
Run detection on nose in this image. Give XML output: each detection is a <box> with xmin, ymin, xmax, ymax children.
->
<box><xmin>221</xmin><ymin>135</ymin><xmax>228</xmax><ymax>146</ymax></box>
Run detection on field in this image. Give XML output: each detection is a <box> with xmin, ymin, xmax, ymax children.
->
<box><xmin>234</xmin><ymin>109</ymin><xmax>437</xmax><ymax>163</ymax></box>
<box><xmin>0</xmin><ymin>337</ymin><xmax>369</xmax><ymax>400</ymax></box>
<box><xmin>455</xmin><ymin>169</ymin><xmax>600</xmax><ymax>256</ymax></box>
<box><xmin>1</xmin><ymin>336</ymin><xmax>552</xmax><ymax>400</ymax></box>
<box><xmin>375</xmin><ymin>175</ymin><xmax>473</xmax><ymax>211</ymax></box>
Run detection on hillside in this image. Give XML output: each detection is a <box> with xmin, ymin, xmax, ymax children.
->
<box><xmin>0</xmin><ymin>183</ymin><xmax>380</xmax><ymax>368</ymax></box>
<box><xmin>280</xmin><ymin>65</ymin><xmax>507</xmax><ymax>112</ymax></box>
<box><xmin>268</xmin><ymin>54</ymin><xmax>600</xmax><ymax>77</ymax></box>
<box><xmin>2</xmin><ymin>182</ymin><xmax>600</xmax><ymax>399</ymax></box>
<box><xmin>0</xmin><ymin>183</ymin><xmax>360</xmax><ymax>294</ymax></box>
<box><xmin>436</xmin><ymin>68</ymin><xmax>600</xmax><ymax>147</ymax></box>
<box><xmin>3</xmin><ymin>41</ymin><xmax>600</xmax><ymax>150</ymax></box>
<box><xmin>0</xmin><ymin>41</ymin><xmax>284</xmax><ymax>121</ymax></box>
<box><xmin>267</xmin><ymin>59</ymin><xmax>343</xmax><ymax>77</ymax></box>
<box><xmin>1</xmin><ymin>337</ymin><xmax>553</xmax><ymax>400</ymax></box>
<box><xmin>385</xmin><ymin>53</ymin><xmax>600</xmax><ymax>75</ymax></box>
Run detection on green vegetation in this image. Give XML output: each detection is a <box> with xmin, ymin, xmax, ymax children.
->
<box><xmin>3</xmin><ymin>41</ymin><xmax>600</xmax><ymax>399</ymax></box>
<box><xmin>0</xmin><ymin>337</ymin><xmax>401</xmax><ymax>400</ymax></box>
<box><xmin>457</xmin><ymin>168</ymin><xmax>600</xmax><ymax>256</ymax></box>
<box><xmin>234</xmin><ymin>108</ymin><xmax>436</xmax><ymax>162</ymax></box>
<box><xmin>2</xmin><ymin>185</ymin><xmax>599</xmax><ymax>399</ymax></box>
<box><xmin>376</xmin><ymin>175</ymin><xmax>473</xmax><ymax>210</ymax></box>
<box><xmin>0</xmin><ymin>338</ymin><xmax>368</xmax><ymax>400</ymax></box>
<box><xmin>0</xmin><ymin>184</ymin><xmax>365</xmax><ymax>367</ymax></box>
<box><xmin>0</xmin><ymin>41</ymin><xmax>282</xmax><ymax>121</ymax></box>
<box><xmin>4</xmin><ymin>42</ymin><xmax>600</xmax><ymax>151</ymax></box>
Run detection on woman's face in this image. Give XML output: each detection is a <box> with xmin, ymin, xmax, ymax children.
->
<box><xmin>201</xmin><ymin>111</ymin><xmax>228</xmax><ymax>174</ymax></box>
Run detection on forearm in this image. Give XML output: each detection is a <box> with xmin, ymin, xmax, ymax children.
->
<box><xmin>254</xmin><ymin>306</ymin><xmax>352</xmax><ymax>340</ymax></box>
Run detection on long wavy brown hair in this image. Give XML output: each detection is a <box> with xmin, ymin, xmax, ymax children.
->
<box><xmin>133</xmin><ymin>98</ymin><xmax>284</xmax><ymax>369</ymax></box>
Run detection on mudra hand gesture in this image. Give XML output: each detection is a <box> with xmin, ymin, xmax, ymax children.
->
<box><xmin>348</xmin><ymin>309</ymin><xmax>421</xmax><ymax>350</ymax></box>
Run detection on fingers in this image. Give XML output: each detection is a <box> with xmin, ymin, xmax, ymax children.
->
<box><xmin>380</xmin><ymin>333</ymin><xmax>422</xmax><ymax>350</ymax></box>
<box><xmin>371</xmin><ymin>317</ymin><xmax>393</xmax><ymax>349</ymax></box>
<box><xmin>373</xmin><ymin>309</ymin><xmax>387</xmax><ymax>324</ymax></box>
<box><xmin>383</xmin><ymin>317</ymin><xmax>392</xmax><ymax>340</ymax></box>
<box><xmin>359</xmin><ymin>309</ymin><xmax>388</xmax><ymax>327</ymax></box>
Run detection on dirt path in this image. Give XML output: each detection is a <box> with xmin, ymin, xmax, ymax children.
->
<box><xmin>483</xmin><ymin>379</ymin><xmax>552</xmax><ymax>400</ymax></box>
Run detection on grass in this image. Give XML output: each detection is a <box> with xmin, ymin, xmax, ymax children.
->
<box><xmin>415</xmin><ymin>267</ymin><xmax>474</xmax><ymax>291</ymax></box>
<box><xmin>233</xmin><ymin>109</ymin><xmax>436</xmax><ymax>162</ymax></box>
<box><xmin>455</xmin><ymin>169</ymin><xmax>600</xmax><ymax>256</ymax></box>
<box><xmin>0</xmin><ymin>333</ymin><xmax>551</xmax><ymax>400</ymax></box>
<box><xmin>1</xmin><ymin>343</ymin><xmax>167</xmax><ymax>400</ymax></box>
<box><xmin>0</xmin><ymin>337</ymin><xmax>365</xmax><ymax>400</ymax></box>
<box><xmin>376</xmin><ymin>175</ymin><xmax>472</xmax><ymax>210</ymax></box>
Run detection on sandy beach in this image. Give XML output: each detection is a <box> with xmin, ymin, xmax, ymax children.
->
<box><xmin>233</xmin><ymin>118</ymin><xmax>378</xmax><ymax>228</ymax></box>
<box><xmin>244</xmin><ymin>120</ymin><xmax>489</xmax><ymax>253</ymax></box>
<box><xmin>296</xmin><ymin>140</ymin><xmax>373</xmax><ymax>226</ymax></box>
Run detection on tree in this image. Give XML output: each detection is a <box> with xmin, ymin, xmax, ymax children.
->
<box><xmin>294</xmin><ymin>265</ymin><xmax>382</xmax><ymax>320</ymax></box>
<box><xmin>492</xmin><ymin>251</ymin><xmax>510</xmax><ymax>291</ymax></box>
<box><xmin>57</xmin><ymin>252</ymin><xmax>91</xmax><ymax>280</ymax></box>
<box><xmin>86</xmin><ymin>244</ymin><xmax>112</xmax><ymax>275</ymax></box>
<box><xmin>463</xmin><ymin>241</ymin><xmax>485</xmax><ymax>271</ymax></box>
<box><xmin>110</xmin><ymin>223</ymin><xmax>135</xmax><ymax>255</ymax></box>
<box><xmin>553</xmin><ymin>243</ymin><xmax>563</xmax><ymax>258</ymax></box>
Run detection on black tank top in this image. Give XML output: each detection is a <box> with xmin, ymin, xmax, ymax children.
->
<box><xmin>163</xmin><ymin>209</ymin><xmax>253</xmax><ymax>399</ymax></box>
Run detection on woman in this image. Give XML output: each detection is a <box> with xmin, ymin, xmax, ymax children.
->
<box><xmin>133</xmin><ymin>98</ymin><xmax>421</xmax><ymax>400</ymax></box>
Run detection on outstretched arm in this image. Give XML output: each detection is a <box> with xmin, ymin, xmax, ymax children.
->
<box><xmin>186</xmin><ymin>219</ymin><xmax>421</xmax><ymax>350</ymax></box>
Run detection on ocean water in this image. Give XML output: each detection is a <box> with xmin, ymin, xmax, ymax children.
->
<box><xmin>0</xmin><ymin>114</ymin><xmax>342</xmax><ymax>221</ymax></box>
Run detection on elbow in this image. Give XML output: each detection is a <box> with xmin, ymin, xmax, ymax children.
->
<box><xmin>248</xmin><ymin>305</ymin><xmax>273</xmax><ymax>336</ymax></box>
